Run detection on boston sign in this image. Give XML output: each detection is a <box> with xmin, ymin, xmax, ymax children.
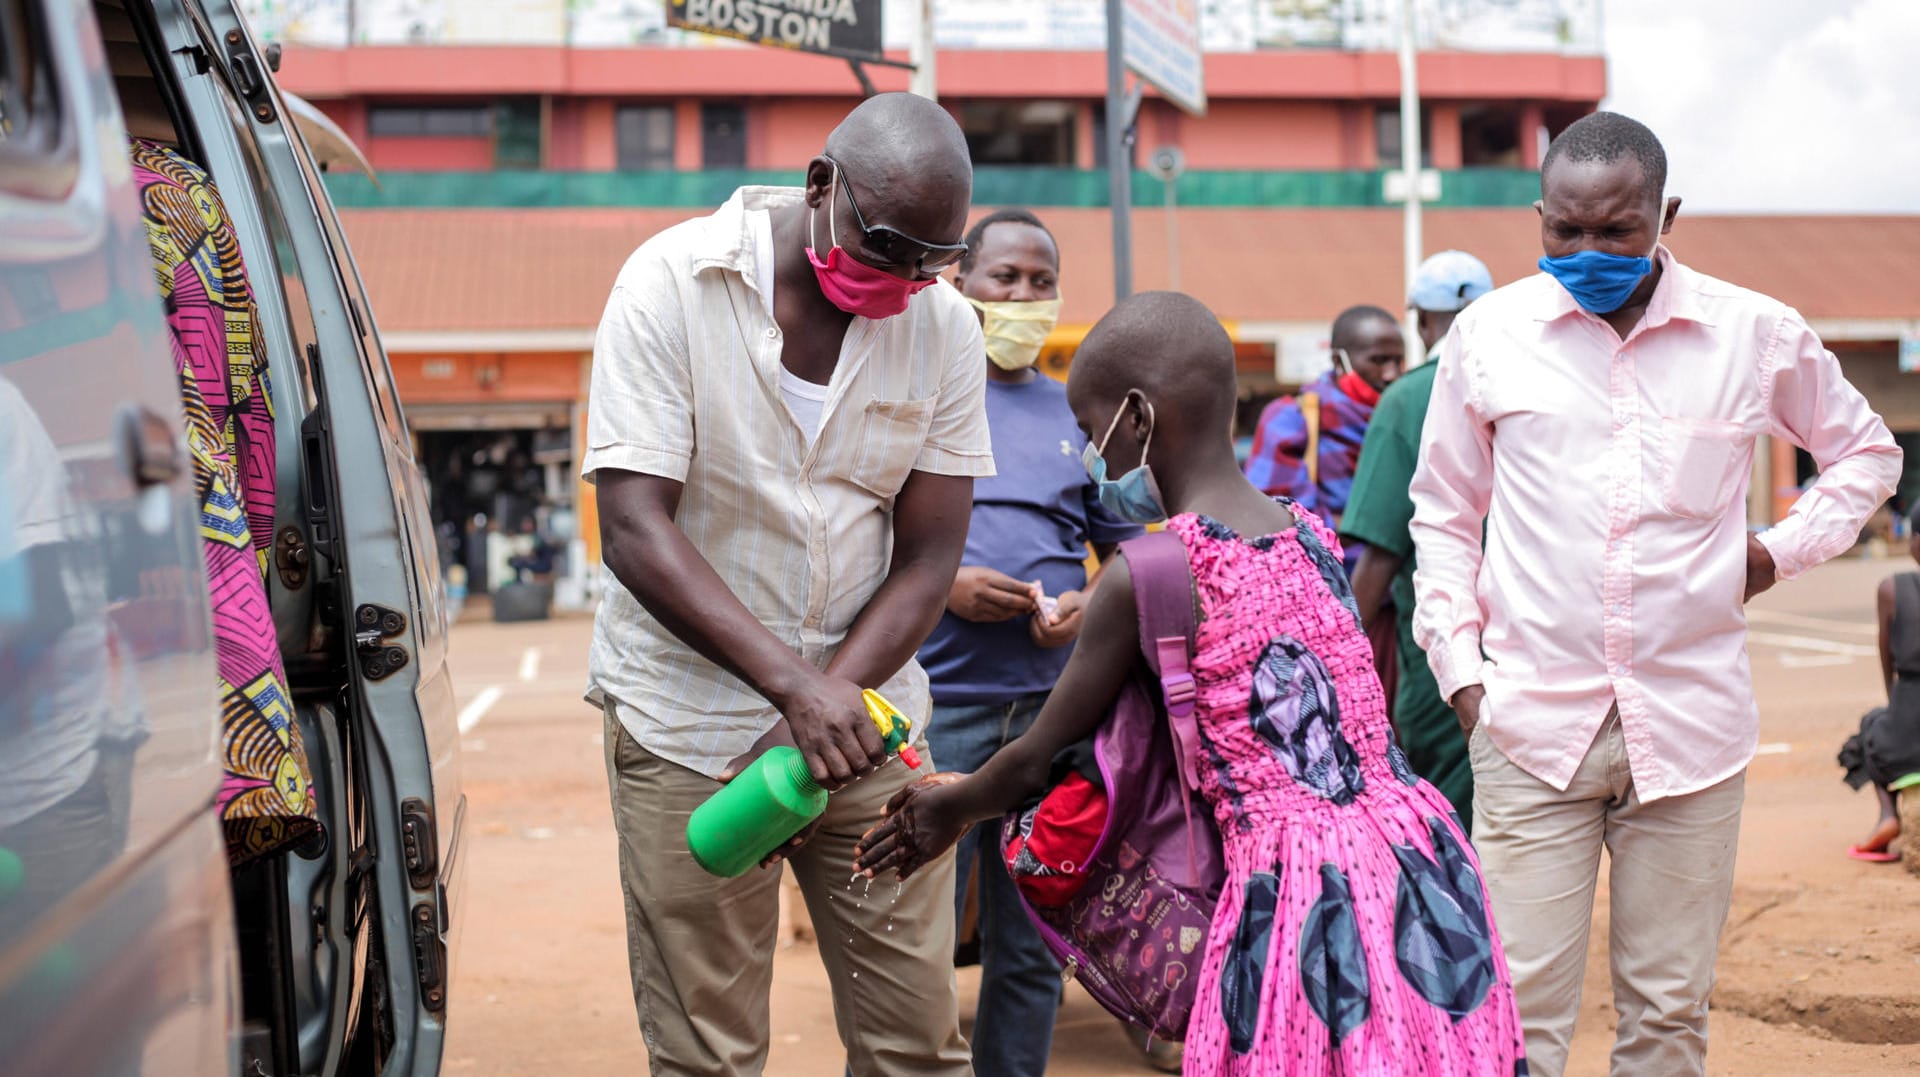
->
<box><xmin>667</xmin><ymin>0</ymin><xmax>885</xmax><ymax>63</ymax></box>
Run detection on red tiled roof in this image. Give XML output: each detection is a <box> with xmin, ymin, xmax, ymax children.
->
<box><xmin>337</xmin><ymin>206</ymin><xmax>1920</xmax><ymax>339</ymax></box>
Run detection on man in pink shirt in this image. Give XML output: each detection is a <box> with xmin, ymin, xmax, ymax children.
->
<box><xmin>1410</xmin><ymin>111</ymin><xmax>1903</xmax><ymax>1077</ymax></box>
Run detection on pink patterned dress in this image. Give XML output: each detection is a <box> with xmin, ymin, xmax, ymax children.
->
<box><xmin>131</xmin><ymin>139</ymin><xmax>317</xmax><ymax>865</ymax></box>
<box><xmin>1169</xmin><ymin>507</ymin><xmax>1526</xmax><ymax>1076</ymax></box>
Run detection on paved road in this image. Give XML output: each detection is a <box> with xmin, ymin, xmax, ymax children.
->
<box><xmin>440</xmin><ymin>552</ymin><xmax>1920</xmax><ymax>1075</ymax></box>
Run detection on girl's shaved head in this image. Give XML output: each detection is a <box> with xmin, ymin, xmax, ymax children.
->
<box><xmin>1069</xmin><ymin>291</ymin><xmax>1238</xmax><ymax>434</ymax></box>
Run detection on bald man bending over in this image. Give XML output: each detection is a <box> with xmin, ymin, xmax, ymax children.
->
<box><xmin>585</xmin><ymin>94</ymin><xmax>986</xmax><ymax>1075</ymax></box>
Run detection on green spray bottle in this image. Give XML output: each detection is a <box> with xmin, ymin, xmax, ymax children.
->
<box><xmin>687</xmin><ymin>689</ymin><xmax>920</xmax><ymax>877</ymax></box>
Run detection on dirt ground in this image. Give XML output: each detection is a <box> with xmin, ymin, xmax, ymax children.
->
<box><xmin>439</xmin><ymin>551</ymin><xmax>1920</xmax><ymax>1076</ymax></box>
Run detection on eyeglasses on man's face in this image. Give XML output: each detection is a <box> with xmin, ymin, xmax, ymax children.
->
<box><xmin>821</xmin><ymin>155</ymin><xmax>969</xmax><ymax>274</ymax></box>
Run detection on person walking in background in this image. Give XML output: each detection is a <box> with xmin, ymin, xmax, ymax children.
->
<box><xmin>858</xmin><ymin>292</ymin><xmax>1528</xmax><ymax>1076</ymax></box>
<box><xmin>1410</xmin><ymin>111</ymin><xmax>1903</xmax><ymax>1076</ymax></box>
<box><xmin>1341</xmin><ymin>250</ymin><xmax>1494</xmax><ymax>826</ymax></box>
<box><xmin>915</xmin><ymin>207</ymin><xmax>1142</xmax><ymax>1076</ymax></box>
<box><xmin>1839</xmin><ymin>501</ymin><xmax>1920</xmax><ymax>870</ymax></box>
<box><xmin>586</xmin><ymin>94</ymin><xmax>988</xmax><ymax>1076</ymax></box>
<box><xmin>1243</xmin><ymin>305</ymin><xmax>1404</xmax><ymax>572</ymax></box>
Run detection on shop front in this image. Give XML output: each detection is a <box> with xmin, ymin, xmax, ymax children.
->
<box><xmin>389</xmin><ymin>350</ymin><xmax>594</xmax><ymax>607</ymax></box>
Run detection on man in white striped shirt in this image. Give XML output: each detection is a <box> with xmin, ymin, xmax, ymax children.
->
<box><xmin>584</xmin><ymin>94</ymin><xmax>989</xmax><ymax>1075</ymax></box>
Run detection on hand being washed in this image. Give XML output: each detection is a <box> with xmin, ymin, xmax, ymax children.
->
<box><xmin>853</xmin><ymin>772</ymin><xmax>970</xmax><ymax>881</ymax></box>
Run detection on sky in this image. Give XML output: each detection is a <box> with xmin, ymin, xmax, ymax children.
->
<box><xmin>1602</xmin><ymin>0</ymin><xmax>1920</xmax><ymax>213</ymax></box>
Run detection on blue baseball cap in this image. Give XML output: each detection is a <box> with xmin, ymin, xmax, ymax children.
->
<box><xmin>1409</xmin><ymin>250</ymin><xmax>1494</xmax><ymax>313</ymax></box>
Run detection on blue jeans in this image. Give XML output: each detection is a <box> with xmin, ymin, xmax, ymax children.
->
<box><xmin>928</xmin><ymin>693</ymin><xmax>1060</xmax><ymax>1077</ymax></box>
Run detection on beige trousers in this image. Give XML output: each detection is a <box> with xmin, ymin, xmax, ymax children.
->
<box><xmin>603</xmin><ymin>707</ymin><xmax>972</xmax><ymax>1077</ymax></box>
<box><xmin>1468</xmin><ymin>714</ymin><xmax>1745</xmax><ymax>1077</ymax></box>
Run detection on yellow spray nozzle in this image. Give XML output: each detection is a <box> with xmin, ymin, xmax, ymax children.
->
<box><xmin>861</xmin><ymin>689</ymin><xmax>922</xmax><ymax>770</ymax></box>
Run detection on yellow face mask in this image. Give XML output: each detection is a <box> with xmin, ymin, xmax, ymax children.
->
<box><xmin>966</xmin><ymin>295</ymin><xmax>1063</xmax><ymax>372</ymax></box>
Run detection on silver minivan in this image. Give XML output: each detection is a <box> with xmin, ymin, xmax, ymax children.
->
<box><xmin>0</xmin><ymin>2</ymin><xmax>463</xmax><ymax>1073</ymax></box>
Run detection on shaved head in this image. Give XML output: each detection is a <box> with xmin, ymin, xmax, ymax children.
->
<box><xmin>1069</xmin><ymin>292</ymin><xmax>1238</xmax><ymax>436</ymax></box>
<box><xmin>806</xmin><ymin>93</ymin><xmax>973</xmax><ymax>264</ymax></box>
<box><xmin>824</xmin><ymin>92</ymin><xmax>971</xmax><ymax>190</ymax></box>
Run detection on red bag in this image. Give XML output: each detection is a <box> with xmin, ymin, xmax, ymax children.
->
<box><xmin>1003</xmin><ymin>774</ymin><xmax>1108</xmax><ymax>906</ymax></box>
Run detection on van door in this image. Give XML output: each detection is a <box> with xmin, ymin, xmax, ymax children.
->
<box><xmin>151</xmin><ymin>2</ymin><xmax>466</xmax><ymax>1073</ymax></box>
<box><xmin>0</xmin><ymin>2</ymin><xmax>235</xmax><ymax>1075</ymax></box>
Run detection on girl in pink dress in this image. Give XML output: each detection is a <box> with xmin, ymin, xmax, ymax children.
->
<box><xmin>856</xmin><ymin>293</ymin><xmax>1526</xmax><ymax>1075</ymax></box>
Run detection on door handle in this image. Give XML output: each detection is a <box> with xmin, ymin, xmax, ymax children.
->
<box><xmin>114</xmin><ymin>403</ymin><xmax>183</xmax><ymax>489</ymax></box>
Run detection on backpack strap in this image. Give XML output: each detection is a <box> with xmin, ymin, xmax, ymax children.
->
<box><xmin>1119</xmin><ymin>531</ymin><xmax>1202</xmax><ymax>794</ymax></box>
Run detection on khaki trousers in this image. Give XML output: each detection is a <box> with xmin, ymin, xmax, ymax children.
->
<box><xmin>1468</xmin><ymin>714</ymin><xmax>1745</xmax><ymax>1077</ymax></box>
<box><xmin>603</xmin><ymin>706</ymin><xmax>972</xmax><ymax>1076</ymax></box>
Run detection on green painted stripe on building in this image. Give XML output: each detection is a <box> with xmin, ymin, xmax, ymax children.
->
<box><xmin>321</xmin><ymin>167</ymin><xmax>1543</xmax><ymax>209</ymax></box>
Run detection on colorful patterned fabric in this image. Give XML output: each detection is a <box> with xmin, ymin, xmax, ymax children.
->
<box><xmin>1165</xmin><ymin>508</ymin><xmax>1525</xmax><ymax>1075</ymax></box>
<box><xmin>1241</xmin><ymin>371</ymin><xmax>1375</xmax><ymax>526</ymax></box>
<box><xmin>130</xmin><ymin>139</ymin><xmax>316</xmax><ymax>865</ymax></box>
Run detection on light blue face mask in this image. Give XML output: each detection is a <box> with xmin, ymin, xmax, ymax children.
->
<box><xmin>1081</xmin><ymin>395</ymin><xmax>1168</xmax><ymax>524</ymax></box>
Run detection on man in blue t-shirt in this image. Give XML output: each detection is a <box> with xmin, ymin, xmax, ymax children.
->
<box><xmin>918</xmin><ymin>209</ymin><xmax>1141</xmax><ymax>1076</ymax></box>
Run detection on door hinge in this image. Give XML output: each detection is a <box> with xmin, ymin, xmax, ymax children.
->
<box><xmin>353</xmin><ymin>603</ymin><xmax>409</xmax><ymax>681</ymax></box>
<box><xmin>223</xmin><ymin>28</ymin><xmax>276</xmax><ymax>123</ymax></box>
<box><xmin>411</xmin><ymin>902</ymin><xmax>446</xmax><ymax>1013</ymax></box>
<box><xmin>399</xmin><ymin>798</ymin><xmax>438</xmax><ymax>890</ymax></box>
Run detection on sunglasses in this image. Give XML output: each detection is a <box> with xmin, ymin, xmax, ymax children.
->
<box><xmin>822</xmin><ymin>155</ymin><xmax>969</xmax><ymax>273</ymax></box>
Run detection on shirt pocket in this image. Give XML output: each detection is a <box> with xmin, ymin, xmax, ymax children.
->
<box><xmin>845</xmin><ymin>397</ymin><xmax>936</xmax><ymax>505</ymax></box>
<box><xmin>1655</xmin><ymin>416</ymin><xmax>1748</xmax><ymax>522</ymax></box>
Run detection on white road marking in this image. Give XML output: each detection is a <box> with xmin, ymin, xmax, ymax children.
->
<box><xmin>1755</xmin><ymin>742</ymin><xmax>1793</xmax><ymax>756</ymax></box>
<box><xmin>1746</xmin><ymin>631</ymin><xmax>1877</xmax><ymax>657</ymax></box>
<box><xmin>458</xmin><ymin>684</ymin><xmax>505</xmax><ymax>734</ymax></box>
<box><xmin>1779</xmin><ymin>652</ymin><xmax>1854</xmax><ymax>668</ymax></box>
<box><xmin>1746</xmin><ymin>609</ymin><xmax>1877</xmax><ymax>638</ymax></box>
<box><xmin>519</xmin><ymin>647</ymin><xmax>542</xmax><ymax>682</ymax></box>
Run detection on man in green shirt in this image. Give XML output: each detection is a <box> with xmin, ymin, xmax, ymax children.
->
<box><xmin>1341</xmin><ymin>250</ymin><xmax>1494</xmax><ymax>825</ymax></box>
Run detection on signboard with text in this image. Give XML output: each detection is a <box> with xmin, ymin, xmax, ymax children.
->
<box><xmin>666</xmin><ymin>0</ymin><xmax>885</xmax><ymax>63</ymax></box>
<box><xmin>240</xmin><ymin>0</ymin><xmax>1602</xmax><ymax>53</ymax></box>
<box><xmin>1124</xmin><ymin>0</ymin><xmax>1207</xmax><ymax>116</ymax></box>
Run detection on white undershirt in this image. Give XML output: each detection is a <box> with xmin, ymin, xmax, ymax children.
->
<box><xmin>752</xmin><ymin>208</ymin><xmax>831</xmax><ymax>445</ymax></box>
<box><xmin>778</xmin><ymin>366</ymin><xmax>831</xmax><ymax>445</ymax></box>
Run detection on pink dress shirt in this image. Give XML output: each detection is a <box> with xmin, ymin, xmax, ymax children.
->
<box><xmin>1410</xmin><ymin>248</ymin><xmax>1903</xmax><ymax>801</ymax></box>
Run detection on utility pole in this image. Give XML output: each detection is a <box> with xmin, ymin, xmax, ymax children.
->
<box><xmin>1105</xmin><ymin>0</ymin><xmax>1133</xmax><ymax>301</ymax></box>
<box><xmin>909</xmin><ymin>0</ymin><xmax>937</xmax><ymax>101</ymax></box>
<box><xmin>1397</xmin><ymin>0</ymin><xmax>1423</xmax><ymax>328</ymax></box>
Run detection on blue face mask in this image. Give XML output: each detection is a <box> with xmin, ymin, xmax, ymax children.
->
<box><xmin>1537</xmin><ymin>210</ymin><xmax>1664</xmax><ymax>314</ymax></box>
<box><xmin>1536</xmin><ymin>249</ymin><xmax>1652</xmax><ymax>314</ymax></box>
<box><xmin>1082</xmin><ymin>395</ymin><xmax>1167</xmax><ymax>524</ymax></box>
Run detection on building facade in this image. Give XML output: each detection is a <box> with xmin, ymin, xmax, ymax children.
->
<box><xmin>244</xmin><ymin>0</ymin><xmax>1919</xmax><ymax>594</ymax></box>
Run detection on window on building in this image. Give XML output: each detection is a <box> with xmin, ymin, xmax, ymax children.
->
<box><xmin>960</xmin><ymin>102</ymin><xmax>1077</xmax><ymax>166</ymax></box>
<box><xmin>1376</xmin><ymin>106</ymin><xmax>1433</xmax><ymax>169</ymax></box>
<box><xmin>367</xmin><ymin>104</ymin><xmax>493</xmax><ymax>138</ymax></box>
<box><xmin>493</xmin><ymin>97</ymin><xmax>542</xmax><ymax>170</ymax></box>
<box><xmin>702</xmin><ymin>103</ymin><xmax>747</xmax><ymax>169</ymax></box>
<box><xmin>616</xmin><ymin>105</ymin><xmax>675</xmax><ymax>171</ymax></box>
<box><xmin>1460</xmin><ymin>104</ymin><xmax>1524</xmax><ymax>167</ymax></box>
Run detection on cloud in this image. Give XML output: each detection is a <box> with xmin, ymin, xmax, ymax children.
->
<box><xmin>1603</xmin><ymin>0</ymin><xmax>1920</xmax><ymax>212</ymax></box>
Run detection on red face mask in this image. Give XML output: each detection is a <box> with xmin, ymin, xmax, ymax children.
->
<box><xmin>1338</xmin><ymin>370</ymin><xmax>1382</xmax><ymax>408</ymax></box>
<box><xmin>807</xmin><ymin>170</ymin><xmax>934</xmax><ymax>319</ymax></box>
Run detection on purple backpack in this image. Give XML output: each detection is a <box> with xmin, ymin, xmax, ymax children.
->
<box><xmin>1000</xmin><ymin>531</ymin><xmax>1225</xmax><ymax>1042</ymax></box>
